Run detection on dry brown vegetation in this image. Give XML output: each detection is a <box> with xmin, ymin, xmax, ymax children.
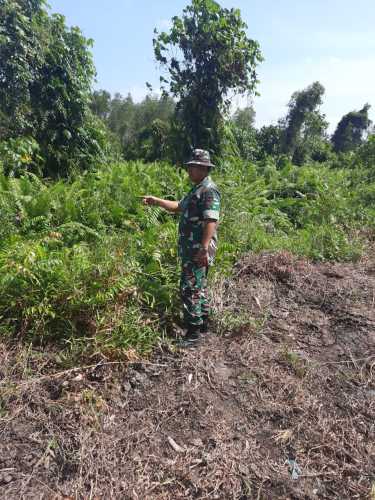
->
<box><xmin>0</xmin><ymin>251</ymin><xmax>374</xmax><ymax>499</ymax></box>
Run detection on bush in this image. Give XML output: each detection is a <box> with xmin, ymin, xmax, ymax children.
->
<box><xmin>0</xmin><ymin>157</ymin><xmax>373</xmax><ymax>355</ymax></box>
<box><xmin>0</xmin><ymin>137</ymin><xmax>42</xmax><ymax>176</ymax></box>
<box><xmin>356</xmin><ymin>134</ymin><xmax>375</xmax><ymax>172</ymax></box>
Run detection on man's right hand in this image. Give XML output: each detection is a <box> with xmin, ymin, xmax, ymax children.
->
<box><xmin>142</xmin><ymin>196</ymin><xmax>159</xmax><ymax>206</ymax></box>
<box><xmin>141</xmin><ymin>196</ymin><xmax>180</xmax><ymax>213</ymax></box>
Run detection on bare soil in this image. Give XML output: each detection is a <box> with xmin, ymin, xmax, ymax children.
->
<box><xmin>0</xmin><ymin>252</ymin><xmax>374</xmax><ymax>499</ymax></box>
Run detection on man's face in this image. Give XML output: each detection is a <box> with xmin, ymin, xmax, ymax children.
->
<box><xmin>187</xmin><ymin>164</ymin><xmax>208</xmax><ymax>184</ymax></box>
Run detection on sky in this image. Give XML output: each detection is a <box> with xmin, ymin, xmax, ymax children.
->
<box><xmin>48</xmin><ymin>0</ymin><xmax>375</xmax><ymax>132</ymax></box>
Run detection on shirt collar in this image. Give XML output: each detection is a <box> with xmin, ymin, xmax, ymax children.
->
<box><xmin>194</xmin><ymin>175</ymin><xmax>211</xmax><ymax>190</ymax></box>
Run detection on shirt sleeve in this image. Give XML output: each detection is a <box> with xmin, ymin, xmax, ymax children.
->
<box><xmin>201</xmin><ymin>188</ymin><xmax>221</xmax><ymax>221</ymax></box>
<box><xmin>178</xmin><ymin>195</ymin><xmax>188</xmax><ymax>212</ymax></box>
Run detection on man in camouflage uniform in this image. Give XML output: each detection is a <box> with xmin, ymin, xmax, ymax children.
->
<box><xmin>143</xmin><ymin>149</ymin><xmax>221</xmax><ymax>347</ymax></box>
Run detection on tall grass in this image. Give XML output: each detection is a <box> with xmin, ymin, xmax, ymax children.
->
<box><xmin>0</xmin><ymin>158</ymin><xmax>373</xmax><ymax>356</ymax></box>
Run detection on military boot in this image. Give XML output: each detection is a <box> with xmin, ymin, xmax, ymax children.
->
<box><xmin>176</xmin><ymin>325</ymin><xmax>201</xmax><ymax>349</ymax></box>
<box><xmin>200</xmin><ymin>315</ymin><xmax>210</xmax><ymax>334</ymax></box>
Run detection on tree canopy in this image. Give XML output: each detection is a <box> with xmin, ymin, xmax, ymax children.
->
<box><xmin>153</xmin><ymin>0</ymin><xmax>263</xmax><ymax>158</ymax></box>
<box><xmin>332</xmin><ymin>104</ymin><xmax>372</xmax><ymax>153</ymax></box>
<box><xmin>1</xmin><ymin>0</ymin><xmax>372</xmax><ymax>173</ymax></box>
<box><xmin>0</xmin><ymin>0</ymin><xmax>105</xmax><ymax>176</ymax></box>
<box><xmin>232</xmin><ymin>105</ymin><xmax>256</xmax><ymax>130</ymax></box>
<box><xmin>90</xmin><ymin>92</ymin><xmax>176</xmax><ymax>161</ymax></box>
<box><xmin>282</xmin><ymin>82</ymin><xmax>325</xmax><ymax>155</ymax></box>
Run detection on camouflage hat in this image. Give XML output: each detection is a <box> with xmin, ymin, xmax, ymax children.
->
<box><xmin>185</xmin><ymin>149</ymin><xmax>215</xmax><ymax>168</ymax></box>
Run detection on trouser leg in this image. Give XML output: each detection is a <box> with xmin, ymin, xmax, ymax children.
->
<box><xmin>201</xmin><ymin>267</ymin><xmax>210</xmax><ymax>319</ymax></box>
<box><xmin>180</xmin><ymin>261</ymin><xmax>207</xmax><ymax>329</ymax></box>
<box><xmin>200</xmin><ymin>267</ymin><xmax>211</xmax><ymax>332</ymax></box>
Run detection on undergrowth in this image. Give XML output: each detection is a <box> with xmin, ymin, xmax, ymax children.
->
<box><xmin>0</xmin><ymin>158</ymin><xmax>374</xmax><ymax>357</ymax></box>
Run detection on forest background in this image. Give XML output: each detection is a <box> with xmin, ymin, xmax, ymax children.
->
<box><xmin>0</xmin><ymin>0</ymin><xmax>374</xmax><ymax>359</ymax></box>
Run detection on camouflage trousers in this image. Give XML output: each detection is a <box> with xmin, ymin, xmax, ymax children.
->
<box><xmin>180</xmin><ymin>261</ymin><xmax>210</xmax><ymax>328</ymax></box>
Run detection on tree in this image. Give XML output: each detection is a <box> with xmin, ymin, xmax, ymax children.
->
<box><xmin>90</xmin><ymin>90</ymin><xmax>112</xmax><ymax>120</ymax></box>
<box><xmin>291</xmin><ymin>108</ymin><xmax>332</xmax><ymax>164</ymax></box>
<box><xmin>136</xmin><ymin>118</ymin><xmax>171</xmax><ymax>162</ymax></box>
<box><xmin>0</xmin><ymin>0</ymin><xmax>45</xmax><ymax>137</ymax></box>
<box><xmin>257</xmin><ymin>124</ymin><xmax>283</xmax><ymax>158</ymax></box>
<box><xmin>90</xmin><ymin>91</ymin><xmax>176</xmax><ymax>161</ymax></box>
<box><xmin>332</xmin><ymin>104</ymin><xmax>372</xmax><ymax>153</ymax></box>
<box><xmin>229</xmin><ymin>105</ymin><xmax>257</xmax><ymax>160</ymax></box>
<box><xmin>153</xmin><ymin>0</ymin><xmax>263</xmax><ymax>159</ymax></box>
<box><xmin>0</xmin><ymin>0</ymin><xmax>105</xmax><ymax>176</ymax></box>
<box><xmin>106</xmin><ymin>93</ymin><xmax>134</xmax><ymax>140</ymax></box>
<box><xmin>355</xmin><ymin>134</ymin><xmax>375</xmax><ymax>170</ymax></box>
<box><xmin>232</xmin><ymin>105</ymin><xmax>256</xmax><ymax>130</ymax></box>
<box><xmin>282</xmin><ymin>81</ymin><xmax>325</xmax><ymax>161</ymax></box>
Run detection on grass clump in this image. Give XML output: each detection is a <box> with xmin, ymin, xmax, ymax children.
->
<box><xmin>279</xmin><ymin>347</ymin><xmax>309</xmax><ymax>378</ymax></box>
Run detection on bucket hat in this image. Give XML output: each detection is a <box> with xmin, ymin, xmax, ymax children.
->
<box><xmin>185</xmin><ymin>149</ymin><xmax>215</xmax><ymax>168</ymax></box>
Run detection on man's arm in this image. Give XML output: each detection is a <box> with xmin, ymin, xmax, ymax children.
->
<box><xmin>194</xmin><ymin>186</ymin><xmax>221</xmax><ymax>267</ymax></box>
<box><xmin>201</xmin><ymin>220</ymin><xmax>218</xmax><ymax>250</ymax></box>
<box><xmin>193</xmin><ymin>220</ymin><xmax>218</xmax><ymax>267</ymax></box>
<box><xmin>142</xmin><ymin>196</ymin><xmax>181</xmax><ymax>213</ymax></box>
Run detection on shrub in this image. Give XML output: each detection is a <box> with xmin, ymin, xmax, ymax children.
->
<box><xmin>0</xmin><ymin>157</ymin><xmax>373</xmax><ymax>355</ymax></box>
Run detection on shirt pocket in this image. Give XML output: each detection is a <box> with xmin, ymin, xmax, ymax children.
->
<box><xmin>186</xmin><ymin>195</ymin><xmax>201</xmax><ymax>221</ymax></box>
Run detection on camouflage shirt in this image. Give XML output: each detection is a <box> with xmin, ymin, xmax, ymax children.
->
<box><xmin>178</xmin><ymin>176</ymin><xmax>221</xmax><ymax>264</ymax></box>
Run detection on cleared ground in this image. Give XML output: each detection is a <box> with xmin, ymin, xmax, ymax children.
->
<box><xmin>0</xmin><ymin>252</ymin><xmax>374</xmax><ymax>499</ymax></box>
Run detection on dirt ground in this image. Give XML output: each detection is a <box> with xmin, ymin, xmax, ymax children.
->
<box><xmin>0</xmin><ymin>251</ymin><xmax>374</xmax><ymax>499</ymax></box>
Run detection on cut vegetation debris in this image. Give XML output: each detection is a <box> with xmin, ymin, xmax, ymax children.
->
<box><xmin>0</xmin><ymin>251</ymin><xmax>374</xmax><ymax>499</ymax></box>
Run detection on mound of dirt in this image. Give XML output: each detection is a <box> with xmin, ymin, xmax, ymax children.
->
<box><xmin>0</xmin><ymin>252</ymin><xmax>374</xmax><ymax>499</ymax></box>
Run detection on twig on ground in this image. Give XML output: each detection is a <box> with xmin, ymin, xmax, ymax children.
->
<box><xmin>317</xmin><ymin>355</ymin><xmax>374</xmax><ymax>366</ymax></box>
<box><xmin>167</xmin><ymin>436</ymin><xmax>185</xmax><ymax>453</ymax></box>
<box><xmin>0</xmin><ymin>360</ymin><xmax>168</xmax><ymax>389</ymax></box>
